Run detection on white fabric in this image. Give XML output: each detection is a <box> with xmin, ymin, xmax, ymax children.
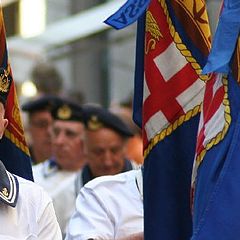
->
<box><xmin>0</xmin><ymin>176</ymin><xmax>62</xmax><ymax>240</ymax></box>
<box><xmin>33</xmin><ymin>162</ymin><xmax>79</xmax><ymax>234</ymax></box>
<box><xmin>65</xmin><ymin>169</ymin><xmax>143</xmax><ymax>240</ymax></box>
<box><xmin>74</xmin><ymin>161</ymin><xmax>140</xmax><ymax>195</ymax></box>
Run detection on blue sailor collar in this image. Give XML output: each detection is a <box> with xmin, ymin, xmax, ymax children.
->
<box><xmin>0</xmin><ymin>160</ymin><xmax>19</xmax><ymax>207</ymax></box>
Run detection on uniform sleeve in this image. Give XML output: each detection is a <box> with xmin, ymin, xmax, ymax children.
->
<box><xmin>37</xmin><ymin>201</ymin><xmax>62</xmax><ymax>239</ymax></box>
<box><xmin>32</xmin><ymin>185</ymin><xmax>62</xmax><ymax>240</ymax></box>
<box><xmin>65</xmin><ymin>186</ymin><xmax>114</xmax><ymax>240</ymax></box>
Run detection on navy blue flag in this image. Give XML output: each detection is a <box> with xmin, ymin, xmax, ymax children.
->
<box><xmin>191</xmin><ymin>1</ymin><xmax>240</xmax><ymax>239</ymax></box>
<box><xmin>191</xmin><ymin>73</ymin><xmax>240</xmax><ymax>240</ymax></box>
<box><xmin>133</xmin><ymin>1</ymin><xmax>212</xmax><ymax>239</ymax></box>
<box><xmin>0</xmin><ymin>8</ymin><xmax>33</xmax><ymax>180</ymax></box>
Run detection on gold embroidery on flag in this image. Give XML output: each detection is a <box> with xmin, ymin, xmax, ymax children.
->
<box><xmin>145</xmin><ymin>11</ymin><xmax>162</xmax><ymax>54</ymax></box>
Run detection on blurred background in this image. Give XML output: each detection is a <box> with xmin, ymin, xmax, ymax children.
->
<box><xmin>2</xmin><ymin>0</ymin><xmax>222</xmax><ymax>107</ymax></box>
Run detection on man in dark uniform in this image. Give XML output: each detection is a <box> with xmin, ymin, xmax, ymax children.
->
<box><xmin>21</xmin><ymin>95</ymin><xmax>58</xmax><ymax>164</ymax></box>
<box><xmin>75</xmin><ymin>105</ymin><xmax>139</xmax><ymax>193</ymax></box>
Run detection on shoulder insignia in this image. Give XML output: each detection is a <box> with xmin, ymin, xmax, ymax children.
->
<box><xmin>1</xmin><ymin>187</ymin><xmax>8</xmax><ymax>197</ymax></box>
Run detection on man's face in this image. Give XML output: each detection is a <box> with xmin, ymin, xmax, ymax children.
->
<box><xmin>29</xmin><ymin>110</ymin><xmax>52</xmax><ymax>156</ymax></box>
<box><xmin>51</xmin><ymin>120</ymin><xmax>85</xmax><ymax>170</ymax></box>
<box><xmin>0</xmin><ymin>103</ymin><xmax>8</xmax><ymax>139</ymax></box>
<box><xmin>85</xmin><ymin>128</ymin><xmax>127</xmax><ymax>177</ymax></box>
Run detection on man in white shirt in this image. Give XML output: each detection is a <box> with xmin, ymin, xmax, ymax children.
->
<box><xmin>33</xmin><ymin>98</ymin><xmax>86</xmax><ymax>235</ymax></box>
<box><xmin>0</xmin><ymin>160</ymin><xmax>62</xmax><ymax>239</ymax></box>
<box><xmin>74</xmin><ymin>105</ymin><xmax>139</xmax><ymax>193</ymax></box>
<box><xmin>0</xmin><ymin>89</ymin><xmax>61</xmax><ymax>239</ymax></box>
<box><xmin>65</xmin><ymin>169</ymin><xmax>143</xmax><ymax>240</ymax></box>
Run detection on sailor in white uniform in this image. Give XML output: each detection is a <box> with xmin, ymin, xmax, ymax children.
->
<box><xmin>33</xmin><ymin>98</ymin><xmax>85</xmax><ymax>235</ymax></box>
<box><xmin>0</xmin><ymin>160</ymin><xmax>62</xmax><ymax>239</ymax></box>
<box><xmin>65</xmin><ymin>169</ymin><xmax>143</xmax><ymax>240</ymax></box>
<box><xmin>0</xmin><ymin>80</ymin><xmax>61</xmax><ymax>239</ymax></box>
<box><xmin>74</xmin><ymin>105</ymin><xmax>140</xmax><ymax>194</ymax></box>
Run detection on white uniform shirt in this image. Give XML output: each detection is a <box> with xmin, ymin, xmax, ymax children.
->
<box><xmin>0</xmin><ymin>176</ymin><xmax>62</xmax><ymax>240</ymax></box>
<box><xmin>33</xmin><ymin>161</ymin><xmax>79</xmax><ymax>234</ymax></box>
<box><xmin>65</xmin><ymin>169</ymin><xmax>143</xmax><ymax>240</ymax></box>
<box><xmin>74</xmin><ymin>160</ymin><xmax>140</xmax><ymax>195</ymax></box>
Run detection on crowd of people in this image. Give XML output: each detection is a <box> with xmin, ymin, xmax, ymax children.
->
<box><xmin>0</xmin><ymin>54</ymin><xmax>145</xmax><ymax>239</ymax></box>
<box><xmin>0</xmin><ymin>85</ymin><xmax>144</xmax><ymax>239</ymax></box>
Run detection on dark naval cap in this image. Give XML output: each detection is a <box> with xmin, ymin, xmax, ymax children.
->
<box><xmin>21</xmin><ymin>95</ymin><xmax>59</xmax><ymax>113</ymax></box>
<box><xmin>51</xmin><ymin>98</ymin><xmax>83</xmax><ymax>122</ymax></box>
<box><xmin>83</xmin><ymin>105</ymin><xmax>133</xmax><ymax>137</ymax></box>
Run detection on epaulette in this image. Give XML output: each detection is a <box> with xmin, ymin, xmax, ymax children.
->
<box><xmin>0</xmin><ymin>160</ymin><xmax>19</xmax><ymax>207</ymax></box>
